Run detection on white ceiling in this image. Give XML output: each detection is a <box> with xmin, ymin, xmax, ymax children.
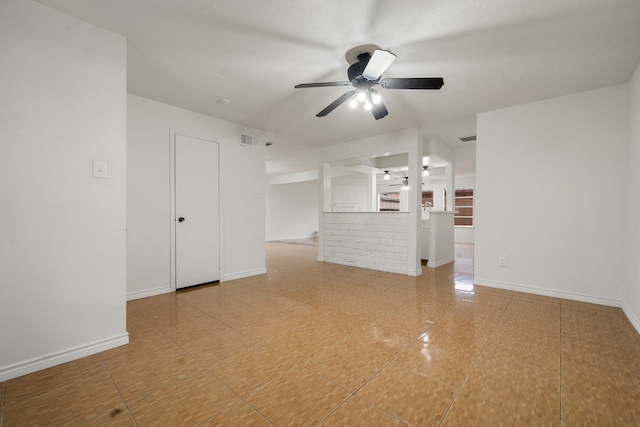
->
<box><xmin>36</xmin><ymin>0</ymin><xmax>640</xmax><ymax>176</ymax></box>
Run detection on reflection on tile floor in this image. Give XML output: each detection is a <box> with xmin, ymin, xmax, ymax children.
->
<box><xmin>2</xmin><ymin>242</ymin><xmax>640</xmax><ymax>426</ymax></box>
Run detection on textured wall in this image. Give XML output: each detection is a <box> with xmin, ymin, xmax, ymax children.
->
<box><xmin>323</xmin><ymin>213</ymin><xmax>409</xmax><ymax>274</ymax></box>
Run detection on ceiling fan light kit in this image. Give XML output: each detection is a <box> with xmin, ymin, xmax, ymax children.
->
<box><xmin>350</xmin><ymin>88</ymin><xmax>382</xmax><ymax>110</ymax></box>
<box><xmin>402</xmin><ymin>177</ymin><xmax>409</xmax><ymax>190</ymax></box>
<box><xmin>295</xmin><ymin>46</ymin><xmax>444</xmax><ymax>120</ymax></box>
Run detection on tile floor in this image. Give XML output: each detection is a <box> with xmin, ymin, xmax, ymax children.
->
<box><xmin>2</xmin><ymin>242</ymin><xmax>640</xmax><ymax>426</ymax></box>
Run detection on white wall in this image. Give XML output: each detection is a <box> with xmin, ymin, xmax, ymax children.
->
<box><xmin>475</xmin><ymin>84</ymin><xmax>629</xmax><ymax>305</ymax></box>
<box><xmin>331</xmin><ymin>174</ymin><xmax>369</xmax><ymax>212</ymax></box>
<box><xmin>266</xmin><ymin>181</ymin><xmax>318</xmax><ymax>241</ymax></box>
<box><xmin>454</xmin><ymin>225</ymin><xmax>475</xmax><ymax>244</ymax></box>
<box><xmin>0</xmin><ymin>0</ymin><xmax>127</xmax><ymax>381</ymax></box>
<box><xmin>324</xmin><ymin>212</ymin><xmax>410</xmax><ymax>274</ymax></box>
<box><xmin>625</xmin><ymin>63</ymin><xmax>640</xmax><ymax>330</ymax></box>
<box><xmin>453</xmin><ymin>145</ymin><xmax>477</xmax><ymax>179</ymax></box>
<box><xmin>127</xmin><ymin>94</ymin><xmax>266</xmax><ymax>299</ymax></box>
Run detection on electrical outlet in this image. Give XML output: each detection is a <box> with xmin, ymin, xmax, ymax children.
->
<box><xmin>498</xmin><ymin>256</ymin><xmax>507</xmax><ymax>267</ymax></box>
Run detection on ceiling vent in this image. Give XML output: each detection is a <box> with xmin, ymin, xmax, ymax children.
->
<box><xmin>460</xmin><ymin>135</ymin><xmax>477</xmax><ymax>142</ymax></box>
<box><xmin>240</xmin><ymin>134</ymin><xmax>259</xmax><ymax>147</ymax></box>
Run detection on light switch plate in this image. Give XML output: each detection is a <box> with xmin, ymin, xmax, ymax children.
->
<box><xmin>93</xmin><ymin>160</ymin><xmax>108</xmax><ymax>178</ymax></box>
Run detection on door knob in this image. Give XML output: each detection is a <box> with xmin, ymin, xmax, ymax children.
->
<box><xmin>178</xmin><ymin>217</ymin><xmax>185</xmax><ymax>222</ymax></box>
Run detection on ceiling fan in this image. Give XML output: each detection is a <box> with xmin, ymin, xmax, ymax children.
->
<box><xmin>295</xmin><ymin>47</ymin><xmax>444</xmax><ymax>120</ymax></box>
<box><xmin>388</xmin><ymin>177</ymin><xmax>410</xmax><ymax>189</ymax></box>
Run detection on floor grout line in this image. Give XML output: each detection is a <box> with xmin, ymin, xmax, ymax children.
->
<box><xmin>437</xmin><ymin>293</ymin><xmax>514</xmax><ymax>426</ymax></box>
<box><xmin>105</xmin><ymin>372</ymin><xmax>139</xmax><ymax>427</ymax></box>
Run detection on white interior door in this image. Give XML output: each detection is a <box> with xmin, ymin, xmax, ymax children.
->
<box><xmin>174</xmin><ymin>134</ymin><xmax>220</xmax><ymax>289</ymax></box>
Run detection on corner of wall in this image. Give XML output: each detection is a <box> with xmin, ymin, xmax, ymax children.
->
<box><xmin>623</xmin><ymin>60</ymin><xmax>640</xmax><ymax>334</ymax></box>
<box><xmin>623</xmin><ymin>302</ymin><xmax>640</xmax><ymax>336</ymax></box>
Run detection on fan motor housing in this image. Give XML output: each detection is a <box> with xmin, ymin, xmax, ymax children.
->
<box><xmin>347</xmin><ymin>53</ymin><xmax>371</xmax><ymax>82</ymax></box>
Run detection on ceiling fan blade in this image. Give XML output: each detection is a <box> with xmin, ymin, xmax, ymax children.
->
<box><xmin>362</xmin><ymin>49</ymin><xmax>396</xmax><ymax>81</ymax></box>
<box><xmin>371</xmin><ymin>100</ymin><xmax>388</xmax><ymax>120</ymax></box>
<box><xmin>316</xmin><ymin>90</ymin><xmax>356</xmax><ymax>117</ymax></box>
<box><xmin>380</xmin><ymin>77</ymin><xmax>444</xmax><ymax>90</ymax></box>
<box><xmin>295</xmin><ymin>81</ymin><xmax>352</xmax><ymax>88</ymax></box>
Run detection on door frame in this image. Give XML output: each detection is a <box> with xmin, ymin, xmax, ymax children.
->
<box><xmin>169</xmin><ymin>130</ymin><xmax>223</xmax><ymax>291</ymax></box>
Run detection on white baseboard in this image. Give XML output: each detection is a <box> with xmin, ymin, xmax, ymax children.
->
<box><xmin>622</xmin><ymin>303</ymin><xmax>640</xmax><ymax>336</ymax></box>
<box><xmin>427</xmin><ymin>257</ymin><xmax>455</xmax><ymax>269</ymax></box>
<box><xmin>323</xmin><ymin>258</ymin><xmax>408</xmax><ymax>275</ymax></box>
<box><xmin>407</xmin><ymin>268</ymin><xmax>423</xmax><ymax>277</ymax></box>
<box><xmin>127</xmin><ymin>286</ymin><xmax>170</xmax><ymax>301</ymax></box>
<box><xmin>473</xmin><ymin>278</ymin><xmax>622</xmax><ymax>307</ymax></box>
<box><xmin>0</xmin><ymin>333</ymin><xmax>129</xmax><ymax>382</ymax></box>
<box><xmin>223</xmin><ymin>268</ymin><xmax>267</xmax><ymax>282</ymax></box>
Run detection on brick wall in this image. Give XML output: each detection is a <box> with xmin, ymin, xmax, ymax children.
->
<box><xmin>323</xmin><ymin>212</ymin><xmax>409</xmax><ymax>274</ymax></box>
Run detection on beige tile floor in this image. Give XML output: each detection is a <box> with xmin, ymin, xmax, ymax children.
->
<box><xmin>2</xmin><ymin>242</ymin><xmax>640</xmax><ymax>426</ymax></box>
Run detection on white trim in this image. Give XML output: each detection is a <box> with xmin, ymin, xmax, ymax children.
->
<box><xmin>407</xmin><ymin>268</ymin><xmax>422</xmax><ymax>276</ymax></box>
<box><xmin>0</xmin><ymin>333</ymin><xmax>129</xmax><ymax>382</ymax></box>
<box><xmin>622</xmin><ymin>302</ymin><xmax>640</xmax><ymax>336</ymax></box>
<box><xmin>222</xmin><ymin>268</ymin><xmax>267</xmax><ymax>282</ymax></box>
<box><xmin>127</xmin><ymin>286</ymin><xmax>170</xmax><ymax>301</ymax></box>
<box><xmin>473</xmin><ymin>278</ymin><xmax>622</xmax><ymax>307</ymax></box>
<box><xmin>169</xmin><ymin>129</ymin><xmax>177</xmax><ymax>292</ymax></box>
<box><xmin>429</xmin><ymin>256</ymin><xmax>455</xmax><ymax>268</ymax></box>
